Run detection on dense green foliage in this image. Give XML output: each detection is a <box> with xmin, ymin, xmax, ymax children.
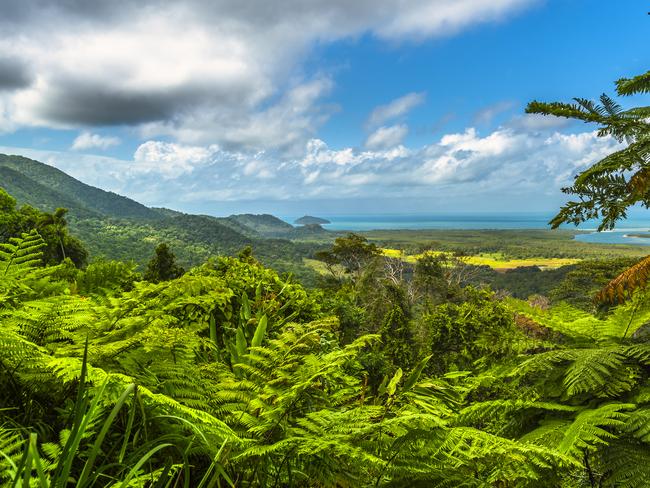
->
<box><xmin>549</xmin><ymin>258</ymin><xmax>641</xmax><ymax>311</ymax></box>
<box><xmin>0</xmin><ymin>187</ymin><xmax>88</xmax><ymax>267</ymax></box>
<box><xmin>465</xmin><ymin>258</ymin><xmax>642</xmax><ymax>306</ymax></box>
<box><xmin>468</xmin><ymin>265</ymin><xmax>573</xmax><ymax>299</ymax></box>
<box><xmin>4</xmin><ymin>219</ymin><xmax>650</xmax><ymax>486</ymax></box>
<box><xmin>143</xmin><ymin>243</ymin><xmax>185</xmax><ymax>283</ymax></box>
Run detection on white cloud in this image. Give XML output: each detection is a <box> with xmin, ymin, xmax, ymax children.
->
<box><xmin>133</xmin><ymin>141</ymin><xmax>221</xmax><ymax>178</ymax></box>
<box><xmin>290</xmin><ymin>128</ymin><xmax>621</xmax><ymax>201</ymax></box>
<box><xmin>0</xmin><ymin>124</ymin><xmax>623</xmax><ymax>211</ymax></box>
<box><xmin>365</xmin><ymin>124</ymin><xmax>408</xmax><ymax>149</ymax></box>
<box><xmin>366</xmin><ymin>92</ymin><xmax>426</xmax><ymax>129</ymax></box>
<box><xmin>242</xmin><ymin>158</ymin><xmax>274</xmax><ymax>179</ymax></box>
<box><xmin>139</xmin><ymin>77</ymin><xmax>335</xmax><ymax>152</ymax></box>
<box><xmin>375</xmin><ymin>0</ymin><xmax>535</xmax><ymax>39</ymax></box>
<box><xmin>0</xmin><ymin>1</ymin><xmax>534</xmax><ymax>152</ymax></box>
<box><xmin>71</xmin><ymin>131</ymin><xmax>121</xmax><ymax>151</ymax></box>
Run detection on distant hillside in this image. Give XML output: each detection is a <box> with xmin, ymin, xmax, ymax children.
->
<box><xmin>0</xmin><ymin>154</ymin><xmax>159</xmax><ymax>220</ymax></box>
<box><xmin>295</xmin><ymin>215</ymin><xmax>330</xmax><ymax>225</ymax></box>
<box><xmin>291</xmin><ymin>223</ymin><xmax>329</xmax><ymax>237</ymax></box>
<box><xmin>0</xmin><ymin>165</ymin><xmax>101</xmax><ymax>219</ymax></box>
<box><xmin>0</xmin><ymin>153</ymin><xmax>323</xmax><ymax>284</ymax></box>
<box><xmin>150</xmin><ymin>207</ymin><xmax>185</xmax><ymax>218</ymax></box>
<box><xmin>228</xmin><ymin>214</ymin><xmax>294</xmax><ymax>237</ymax></box>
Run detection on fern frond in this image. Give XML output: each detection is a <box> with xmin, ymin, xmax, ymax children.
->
<box><xmin>597</xmin><ymin>439</ymin><xmax>650</xmax><ymax>487</ymax></box>
<box><xmin>557</xmin><ymin>403</ymin><xmax>633</xmax><ymax>457</ymax></box>
<box><xmin>563</xmin><ymin>348</ymin><xmax>632</xmax><ymax>398</ymax></box>
<box><xmin>0</xmin><ymin>230</ymin><xmax>46</xmax><ymax>273</ymax></box>
<box><xmin>597</xmin><ymin>256</ymin><xmax>650</xmax><ymax>303</ymax></box>
<box><xmin>0</xmin><ymin>426</ymin><xmax>26</xmax><ymax>483</ymax></box>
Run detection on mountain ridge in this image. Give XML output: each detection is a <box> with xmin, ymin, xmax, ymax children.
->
<box><xmin>0</xmin><ymin>154</ymin><xmax>159</xmax><ymax>220</ymax></box>
<box><xmin>0</xmin><ymin>153</ymin><xmax>322</xmax><ymax>282</ymax></box>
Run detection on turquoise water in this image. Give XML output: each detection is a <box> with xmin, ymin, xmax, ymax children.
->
<box><xmin>282</xmin><ymin>213</ymin><xmax>554</xmax><ymax>231</ymax></box>
<box><xmin>280</xmin><ymin>212</ymin><xmax>650</xmax><ymax>245</ymax></box>
<box><xmin>318</xmin><ymin>214</ymin><xmax>552</xmax><ymax>230</ymax></box>
<box><xmin>574</xmin><ymin>231</ymin><xmax>650</xmax><ymax>246</ymax></box>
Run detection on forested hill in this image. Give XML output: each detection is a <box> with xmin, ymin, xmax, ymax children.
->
<box><xmin>228</xmin><ymin>213</ymin><xmax>295</xmax><ymax>237</ymax></box>
<box><xmin>0</xmin><ymin>154</ymin><xmax>158</xmax><ymax>220</ymax></box>
<box><xmin>0</xmin><ymin>153</ymin><xmax>320</xmax><ymax>280</ymax></box>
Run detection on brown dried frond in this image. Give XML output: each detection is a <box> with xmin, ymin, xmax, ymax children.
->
<box><xmin>628</xmin><ymin>166</ymin><xmax>650</xmax><ymax>197</ymax></box>
<box><xmin>596</xmin><ymin>255</ymin><xmax>650</xmax><ymax>304</ymax></box>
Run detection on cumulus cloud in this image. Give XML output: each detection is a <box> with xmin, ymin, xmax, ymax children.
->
<box><xmin>71</xmin><ymin>132</ymin><xmax>121</xmax><ymax>151</ymax></box>
<box><xmin>139</xmin><ymin>77</ymin><xmax>335</xmax><ymax>152</ymax></box>
<box><xmin>0</xmin><ymin>124</ymin><xmax>623</xmax><ymax>212</ymax></box>
<box><xmin>365</xmin><ymin>124</ymin><xmax>408</xmax><ymax>149</ymax></box>
<box><xmin>0</xmin><ymin>0</ymin><xmax>534</xmax><ymax>152</ymax></box>
<box><xmin>366</xmin><ymin>92</ymin><xmax>426</xmax><ymax>129</ymax></box>
<box><xmin>292</xmin><ymin>128</ymin><xmax>622</xmax><ymax>202</ymax></box>
<box><xmin>373</xmin><ymin>0</ymin><xmax>536</xmax><ymax>39</ymax></box>
<box><xmin>132</xmin><ymin>141</ymin><xmax>222</xmax><ymax>178</ymax></box>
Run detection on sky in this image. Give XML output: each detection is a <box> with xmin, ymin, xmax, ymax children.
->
<box><xmin>0</xmin><ymin>0</ymin><xmax>647</xmax><ymax>216</ymax></box>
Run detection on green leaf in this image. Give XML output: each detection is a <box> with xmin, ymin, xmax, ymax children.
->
<box><xmin>403</xmin><ymin>355</ymin><xmax>432</xmax><ymax>392</ymax></box>
<box><xmin>235</xmin><ymin>328</ymin><xmax>247</xmax><ymax>358</ymax></box>
<box><xmin>255</xmin><ymin>282</ymin><xmax>262</xmax><ymax>302</ymax></box>
<box><xmin>240</xmin><ymin>293</ymin><xmax>251</xmax><ymax>322</ymax></box>
<box><xmin>251</xmin><ymin>315</ymin><xmax>267</xmax><ymax>349</ymax></box>
<box><xmin>209</xmin><ymin>316</ymin><xmax>217</xmax><ymax>345</ymax></box>
<box><xmin>387</xmin><ymin>368</ymin><xmax>403</xmax><ymax>397</ymax></box>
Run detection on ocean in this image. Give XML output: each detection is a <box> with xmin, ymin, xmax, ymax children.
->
<box><xmin>279</xmin><ymin>212</ymin><xmax>650</xmax><ymax>246</ymax></box>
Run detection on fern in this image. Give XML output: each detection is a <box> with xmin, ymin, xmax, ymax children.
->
<box><xmin>0</xmin><ymin>230</ymin><xmax>46</xmax><ymax>274</ymax></box>
<box><xmin>597</xmin><ymin>255</ymin><xmax>650</xmax><ymax>303</ymax></box>
<box><xmin>0</xmin><ymin>426</ymin><xmax>25</xmax><ymax>484</ymax></box>
<box><xmin>556</xmin><ymin>404</ymin><xmax>632</xmax><ymax>457</ymax></box>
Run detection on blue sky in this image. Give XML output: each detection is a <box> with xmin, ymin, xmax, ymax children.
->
<box><xmin>0</xmin><ymin>0</ymin><xmax>646</xmax><ymax>215</ymax></box>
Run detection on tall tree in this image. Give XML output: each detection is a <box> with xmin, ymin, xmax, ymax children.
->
<box><xmin>314</xmin><ymin>233</ymin><xmax>380</xmax><ymax>281</ymax></box>
<box><xmin>36</xmin><ymin>207</ymin><xmax>88</xmax><ymax>267</ymax></box>
<box><xmin>0</xmin><ymin>188</ymin><xmax>15</xmax><ymax>213</ymax></box>
<box><xmin>0</xmin><ymin>191</ymin><xmax>87</xmax><ymax>267</ymax></box>
<box><xmin>144</xmin><ymin>242</ymin><xmax>184</xmax><ymax>282</ymax></box>
<box><xmin>38</xmin><ymin>207</ymin><xmax>69</xmax><ymax>260</ymax></box>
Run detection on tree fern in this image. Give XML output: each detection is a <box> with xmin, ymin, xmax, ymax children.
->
<box><xmin>597</xmin><ymin>255</ymin><xmax>650</xmax><ymax>304</ymax></box>
<box><xmin>0</xmin><ymin>230</ymin><xmax>46</xmax><ymax>274</ymax></box>
<box><xmin>527</xmin><ymin>70</ymin><xmax>650</xmax><ymax>231</ymax></box>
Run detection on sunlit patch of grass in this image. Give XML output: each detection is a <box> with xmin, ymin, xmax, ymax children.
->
<box><xmin>381</xmin><ymin>248</ymin><xmax>447</xmax><ymax>263</ymax></box>
<box><xmin>380</xmin><ymin>248</ymin><xmax>405</xmax><ymax>258</ymax></box>
<box><xmin>463</xmin><ymin>256</ymin><xmax>580</xmax><ymax>269</ymax></box>
<box><xmin>379</xmin><ymin>248</ymin><xmax>579</xmax><ymax>270</ymax></box>
<box><xmin>308</xmin><ymin>248</ymin><xmax>580</xmax><ymax>273</ymax></box>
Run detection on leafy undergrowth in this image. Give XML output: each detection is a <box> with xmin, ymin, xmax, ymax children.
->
<box><xmin>2</xmin><ymin>231</ymin><xmax>650</xmax><ymax>486</ymax></box>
